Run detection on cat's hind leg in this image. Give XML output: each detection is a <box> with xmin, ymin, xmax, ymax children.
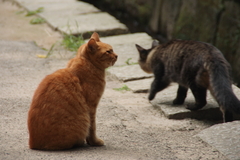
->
<box><xmin>173</xmin><ymin>85</ymin><xmax>188</xmax><ymax>105</ymax></box>
<box><xmin>187</xmin><ymin>83</ymin><xmax>207</xmax><ymax>110</ymax></box>
<box><xmin>72</xmin><ymin>139</ymin><xmax>86</xmax><ymax>148</ymax></box>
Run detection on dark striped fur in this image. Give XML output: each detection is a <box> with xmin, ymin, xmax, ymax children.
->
<box><xmin>136</xmin><ymin>39</ymin><xmax>240</xmax><ymax>122</ymax></box>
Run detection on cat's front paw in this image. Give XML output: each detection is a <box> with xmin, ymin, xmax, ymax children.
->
<box><xmin>86</xmin><ymin>137</ymin><xmax>104</xmax><ymax>146</ymax></box>
<box><xmin>172</xmin><ymin>98</ymin><xmax>185</xmax><ymax>105</ymax></box>
<box><xmin>148</xmin><ymin>93</ymin><xmax>155</xmax><ymax>101</ymax></box>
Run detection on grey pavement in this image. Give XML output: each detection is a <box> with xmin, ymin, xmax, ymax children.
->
<box><xmin>1</xmin><ymin>0</ymin><xmax>240</xmax><ymax>159</ymax></box>
<box><xmin>0</xmin><ymin>40</ymin><xmax>68</xmax><ymax>159</ymax></box>
<box><xmin>124</xmin><ymin>78</ymin><xmax>153</xmax><ymax>93</ymax></box>
<box><xmin>107</xmin><ymin>65</ymin><xmax>153</xmax><ymax>82</ymax></box>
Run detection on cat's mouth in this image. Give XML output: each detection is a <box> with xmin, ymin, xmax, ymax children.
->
<box><xmin>110</xmin><ymin>60</ymin><xmax>115</xmax><ymax>66</ymax></box>
<box><xmin>109</xmin><ymin>57</ymin><xmax>117</xmax><ymax>66</ymax></box>
<box><xmin>112</xmin><ymin>58</ymin><xmax>117</xmax><ymax>66</ymax></box>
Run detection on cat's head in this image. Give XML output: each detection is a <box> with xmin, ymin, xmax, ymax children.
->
<box><xmin>135</xmin><ymin>40</ymin><xmax>159</xmax><ymax>73</ymax></box>
<box><xmin>78</xmin><ymin>32</ymin><xmax>118</xmax><ymax>69</ymax></box>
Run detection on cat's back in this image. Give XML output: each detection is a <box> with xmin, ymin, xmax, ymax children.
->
<box><xmin>31</xmin><ymin>69</ymin><xmax>81</xmax><ymax>105</ymax></box>
<box><xmin>159</xmin><ymin>39</ymin><xmax>201</xmax><ymax>51</ymax></box>
<box><xmin>154</xmin><ymin>39</ymin><xmax>224</xmax><ymax>64</ymax></box>
<box><xmin>160</xmin><ymin>40</ymin><xmax>219</xmax><ymax>55</ymax></box>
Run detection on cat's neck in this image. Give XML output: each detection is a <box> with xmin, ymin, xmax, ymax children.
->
<box><xmin>79</xmin><ymin>49</ymin><xmax>107</xmax><ymax>72</ymax></box>
<box><xmin>139</xmin><ymin>48</ymin><xmax>157</xmax><ymax>74</ymax></box>
<box><xmin>139</xmin><ymin>60</ymin><xmax>152</xmax><ymax>74</ymax></box>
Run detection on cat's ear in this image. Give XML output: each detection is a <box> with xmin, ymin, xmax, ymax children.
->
<box><xmin>152</xmin><ymin>40</ymin><xmax>159</xmax><ymax>48</ymax></box>
<box><xmin>87</xmin><ymin>38</ymin><xmax>98</xmax><ymax>51</ymax></box>
<box><xmin>135</xmin><ymin>44</ymin><xmax>146</xmax><ymax>53</ymax></box>
<box><xmin>136</xmin><ymin>44</ymin><xmax>148</xmax><ymax>60</ymax></box>
<box><xmin>90</xmin><ymin>32</ymin><xmax>101</xmax><ymax>42</ymax></box>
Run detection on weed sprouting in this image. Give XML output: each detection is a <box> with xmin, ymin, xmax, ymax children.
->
<box><xmin>61</xmin><ymin>34</ymin><xmax>84</xmax><ymax>52</ymax></box>
<box><xmin>30</xmin><ymin>17</ymin><xmax>46</xmax><ymax>24</ymax></box>
<box><xmin>125</xmin><ymin>58</ymin><xmax>138</xmax><ymax>65</ymax></box>
<box><xmin>60</xmin><ymin>21</ymin><xmax>85</xmax><ymax>52</ymax></box>
<box><xmin>26</xmin><ymin>7</ymin><xmax>44</xmax><ymax>16</ymax></box>
<box><xmin>113</xmin><ymin>85</ymin><xmax>131</xmax><ymax>92</ymax></box>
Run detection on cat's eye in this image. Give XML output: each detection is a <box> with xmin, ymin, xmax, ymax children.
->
<box><xmin>106</xmin><ymin>50</ymin><xmax>113</xmax><ymax>54</ymax></box>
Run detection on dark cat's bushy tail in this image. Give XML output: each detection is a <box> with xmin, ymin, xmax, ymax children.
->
<box><xmin>206</xmin><ymin>53</ymin><xmax>240</xmax><ymax>121</ymax></box>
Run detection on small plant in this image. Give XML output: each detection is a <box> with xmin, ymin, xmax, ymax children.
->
<box><xmin>113</xmin><ymin>85</ymin><xmax>131</xmax><ymax>92</ymax></box>
<box><xmin>26</xmin><ymin>7</ymin><xmax>44</xmax><ymax>16</ymax></box>
<box><xmin>61</xmin><ymin>34</ymin><xmax>84</xmax><ymax>52</ymax></box>
<box><xmin>125</xmin><ymin>58</ymin><xmax>138</xmax><ymax>65</ymax></box>
<box><xmin>30</xmin><ymin>18</ymin><xmax>45</xmax><ymax>24</ymax></box>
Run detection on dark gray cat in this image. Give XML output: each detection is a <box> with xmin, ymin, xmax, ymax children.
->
<box><xmin>136</xmin><ymin>39</ymin><xmax>240</xmax><ymax>122</ymax></box>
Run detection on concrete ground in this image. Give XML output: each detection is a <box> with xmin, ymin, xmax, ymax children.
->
<box><xmin>1</xmin><ymin>0</ymin><xmax>240</xmax><ymax>159</ymax></box>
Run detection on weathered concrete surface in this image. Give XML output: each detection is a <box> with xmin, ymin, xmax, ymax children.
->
<box><xmin>151</xmin><ymin>83</ymin><xmax>240</xmax><ymax>121</ymax></box>
<box><xmin>197</xmin><ymin>121</ymin><xmax>240</xmax><ymax>160</ymax></box>
<box><xmin>124</xmin><ymin>78</ymin><xmax>153</xmax><ymax>93</ymax></box>
<box><xmin>0</xmin><ymin>40</ymin><xmax>67</xmax><ymax>159</ymax></box>
<box><xmin>15</xmin><ymin>0</ymin><xmax>128</xmax><ymax>38</ymax></box>
<box><xmin>107</xmin><ymin>65</ymin><xmax>153</xmax><ymax>82</ymax></box>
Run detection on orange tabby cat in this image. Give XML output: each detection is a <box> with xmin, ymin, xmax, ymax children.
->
<box><xmin>28</xmin><ymin>32</ymin><xmax>118</xmax><ymax>150</ymax></box>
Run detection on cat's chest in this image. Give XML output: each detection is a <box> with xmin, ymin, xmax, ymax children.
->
<box><xmin>82</xmin><ymin>80</ymin><xmax>105</xmax><ymax>105</ymax></box>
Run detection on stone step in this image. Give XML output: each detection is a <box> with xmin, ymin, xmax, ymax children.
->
<box><xmin>197</xmin><ymin>121</ymin><xmax>240</xmax><ymax>160</ymax></box>
<box><xmin>124</xmin><ymin>78</ymin><xmax>153</xmax><ymax>93</ymax></box>
<box><xmin>15</xmin><ymin>0</ymin><xmax>128</xmax><ymax>38</ymax></box>
<box><xmin>150</xmin><ymin>83</ymin><xmax>240</xmax><ymax>121</ymax></box>
<box><xmin>107</xmin><ymin>65</ymin><xmax>153</xmax><ymax>82</ymax></box>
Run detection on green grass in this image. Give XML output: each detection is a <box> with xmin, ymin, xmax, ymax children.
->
<box><xmin>61</xmin><ymin>34</ymin><xmax>85</xmax><ymax>52</ymax></box>
<box><xmin>26</xmin><ymin>7</ymin><xmax>44</xmax><ymax>16</ymax></box>
<box><xmin>30</xmin><ymin>18</ymin><xmax>46</xmax><ymax>24</ymax></box>
<box><xmin>113</xmin><ymin>85</ymin><xmax>131</xmax><ymax>92</ymax></box>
